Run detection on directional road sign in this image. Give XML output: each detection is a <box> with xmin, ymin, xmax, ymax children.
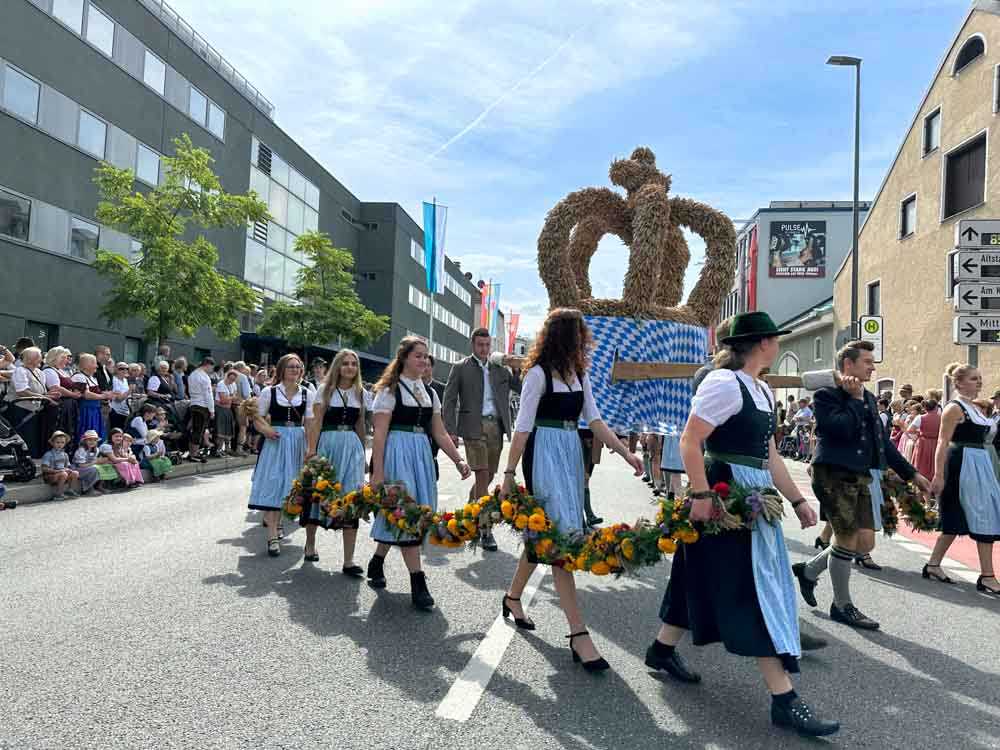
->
<box><xmin>953</xmin><ymin>282</ymin><xmax>1000</xmax><ymax>312</ymax></box>
<box><xmin>951</xmin><ymin>251</ymin><xmax>1000</xmax><ymax>281</ymax></box>
<box><xmin>953</xmin><ymin>315</ymin><xmax>1000</xmax><ymax>344</ymax></box>
<box><xmin>956</xmin><ymin>219</ymin><xmax>1000</xmax><ymax>248</ymax></box>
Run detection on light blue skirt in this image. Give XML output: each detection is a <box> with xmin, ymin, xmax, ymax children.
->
<box><xmin>531</xmin><ymin>426</ymin><xmax>586</xmax><ymax>533</ymax></box>
<box><xmin>731</xmin><ymin>463</ymin><xmax>801</xmax><ymax>661</ymax></box>
<box><xmin>302</xmin><ymin>429</ymin><xmax>367</xmax><ymax>527</ymax></box>
<box><xmin>958</xmin><ymin>447</ymin><xmax>1000</xmax><ymax>535</ymax></box>
<box><xmin>660</xmin><ymin>434</ymin><xmax>684</xmax><ymax>473</ymax></box>
<box><xmin>371</xmin><ymin>430</ymin><xmax>438</xmax><ymax>545</ymax></box>
<box><xmin>869</xmin><ymin>468</ymin><xmax>884</xmax><ymax>532</ymax></box>
<box><xmin>248</xmin><ymin>425</ymin><xmax>305</xmax><ymax>511</ymax></box>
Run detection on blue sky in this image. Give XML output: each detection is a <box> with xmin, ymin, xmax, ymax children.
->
<box><xmin>170</xmin><ymin>0</ymin><xmax>965</xmax><ymax>335</ymax></box>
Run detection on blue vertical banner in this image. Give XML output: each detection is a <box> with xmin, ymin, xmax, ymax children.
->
<box><xmin>489</xmin><ymin>283</ymin><xmax>502</xmax><ymax>338</ymax></box>
<box><xmin>422</xmin><ymin>201</ymin><xmax>448</xmax><ymax>295</ymax></box>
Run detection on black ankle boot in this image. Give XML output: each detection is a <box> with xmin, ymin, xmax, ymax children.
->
<box><xmin>771</xmin><ymin>695</ymin><xmax>840</xmax><ymax>737</ymax></box>
<box><xmin>410</xmin><ymin>571</ymin><xmax>435</xmax><ymax>610</ymax></box>
<box><xmin>367</xmin><ymin>554</ymin><xmax>386</xmax><ymax>589</ymax></box>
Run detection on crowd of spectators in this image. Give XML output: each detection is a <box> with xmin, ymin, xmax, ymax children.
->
<box><xmin>0</xmin><ymin>338</ymin><xmax>352</xmax><ymax>506</ymax></box>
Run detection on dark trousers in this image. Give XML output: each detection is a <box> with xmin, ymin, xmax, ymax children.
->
<box><xmin>109</xmin><ymin>411</ymin><xmax>129</xmax><ymax>431</ymax></box>
<box><xmin>189</xmin><ymin>406</ymin><xmax>211</xmax><ymax>452</ymax></box>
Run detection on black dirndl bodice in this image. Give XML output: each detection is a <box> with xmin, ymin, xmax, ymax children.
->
<box><xmin>939</xmin><ymin>399</ymin><xmax>1000</xmax><ymax>541</ymax></box>
<box><xmin>390</xmin><ymin>383</ymin><xmax>434</xmax><ymax>431</ymax></box>
<box><xmin>268</xmin><ymin>386</ymin><xmax>305</xmax><ymax>426</ymax></box>
<box><xmin>322</xmin><ymin>391</ymin><xmax>360</xmax><ymax>431</ymax></box>
<box><xmin>523</xmin><ymin>368</ymin><xmax>584</xmax><ymax>494</ymax></box>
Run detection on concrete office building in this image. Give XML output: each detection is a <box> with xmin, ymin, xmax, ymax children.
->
<box><xmin>0</xmin><ymin>0</ymin><xmax>478</xmax><ymax>379</ymax></box>
<box><xmin>719</xmin><ymin>201</ymin><xmax>869</xmax><ymax>393</ymax></box>
<box><xmin>834</xmin><ymin>1</ymin><xmax>1000</xmax><ymax>396</ymax></box>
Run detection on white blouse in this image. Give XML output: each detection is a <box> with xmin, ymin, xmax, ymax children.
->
<box><xmin>319</xmin><ymin>386</ymin><xmax>363</xmax><ymax>409</ymax></box>
<box><xmin>691</xmin><ymin>369</ymin><xmax>773</xmax><ymax>427</ymax></box>
<box><xmin>372</xmin><ymin>377</ymin><xmax>441</xmax><ymax>414</ymax></box>
<box><xmin>514</xmin><ymin>365</ymin><xmax>601</xmax><ymax>434</ymax></box>
<box><xmin>215</xmin><ymin>381</ymin><xmax>237</xmax><ymax>400</ymax></box>
<box><xmin>256</xmin><ymin>384</ymin><xmax>316</xmax><ymax>418</ymax></box>
<box><xmin>42</xmin><ymin>368</ymin><xmax>62</xmax><ymax>389</ymax></box>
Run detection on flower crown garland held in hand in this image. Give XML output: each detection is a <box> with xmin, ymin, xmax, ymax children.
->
<box><xmin>282</xmin><ymin>458</ymin><xmax>812</xmax><ymax>577</ymax></box>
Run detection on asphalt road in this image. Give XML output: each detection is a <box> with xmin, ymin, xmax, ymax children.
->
<box><xmin>2</xmin><ymin>452</ymin><xmax>999</xmax><ymax>750</ymax></box>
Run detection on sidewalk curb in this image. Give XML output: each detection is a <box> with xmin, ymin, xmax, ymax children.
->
<box><xmin>4</xmin><ymin>455</ymin><xmax>258</xmax><ymax>507</ymax></box>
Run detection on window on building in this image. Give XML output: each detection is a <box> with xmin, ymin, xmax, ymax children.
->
<box><xmin>900</xmin><ymin>195</ymin><xmax>916</xmax><ymax>238</ymax></box>
<box><xmin>249</xmin><ymin>166</ymin><xmax>270</xmax><ymax>202</ymax></box>
<box><xmin>867</xmin><ymin>281</ymin><xmax>881</xmax><ymax>316</ymax></box>
<box><xmin>207</xmin><ymin>101</ymin><xmax>225</xmax><ymax>139</ymax></box>
<box><xmin>0</xmin><ymin>188</ymin><xmax>31</xmax><ymax>242</ymax></box>
<box><xmin>304</xmin><ymin>207</ymin><xmax>318</xmax><ymax>233</ymax></box>
<box><xmin>77</xmin><ymin>109</ymin><xmax>107</xmax><ymax>158</ymax></box>
<box><xmin>143</xmin><ymin>50</ymin><xmax>166</xmax><ymax>95</ymax></box>
<box><xmin>411</xmin><ymin>239</ymin><xmax>425</xmax><ymax>267</ymax></box>
<box><xmin>3</xmin><ymin>66</ymin><xmax>40</xmax><ymax>124</ymax></box>
<box><xmin>269</xmin><ymin>184</ymin><xmax>288</xmax><ymax>228</ymax></box>
<box><xmin>944</xmin><ymin>133</ymin><xmax>987</xmax><ymax>218</ymax></box>
<box><xmin>52</xmin><ymin>0</ymin><xmax>85</xmax><ymax>33</ymax></box>
<box><xmin>954</xmin><ymin>36</ymin><xmax>985</xmax><ymax>75</ymax></box>
<box><xmin>813</xmin><ymin>337</ymin><xmax>823</xmax><ymax>362</ymax></box>
<box><xmin>85</xmin><ymin>4</ymin><xmax>115</xmax><ymax>56</ymax></box>
<box><xmin>189</xmin><ymin>87</ymin><xmax>207</xmax><ymax>126</ymax></box>
<box><xmin>136</xmin><ymin>143</ymin><xmax>160</xmax><ymax>185</ymax></box>
<box><xmin>288</xmin><ymin>170</ymin><xmax>306</xmax><ymax>200</ymax></box>
<box><xmin>126</xmin><ymin>337</ymin><xmax>144</xmax><ymax>364</ymax></box>
<box><xmin>69</xmin><ymin>216</ymin><xmax>99</xmax><ymax>259</ymax></box>
<box><xmin>304</xmin><ymin>182</ymin><xmax>320</xmax><ymax>210</ymax></box>
<box><xmin>25</xmin><ymin>321</ymin><xmax>59</xmax><ymax>351</ymax></box>
<box><xmin>286</xmin><ymin>196</ymin><xmax>305</xmax><ymax>236</ymax></box>
<box><xmin>923</xmin><ymin>109</ymin><xmax>940</xmax><ymax>155</ymax></box>
<box><xmin>270</xmin><ymin>153</ymin><xmax>289</xmax><ymax>187</ymax></box>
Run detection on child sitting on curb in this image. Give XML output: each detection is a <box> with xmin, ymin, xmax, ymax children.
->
<box><xmin>100</xmin><ymin>429</ymin><xmax>143</xmax><ymax>489</ymax></box>
<box><xmin>41</xmin><ymin>431</ymin><xmax>79</xmax><ymax>501</ymax></box>
<box><xmin>73</xmin><ymin>429</ymin><xmax>112</xmax><ymax>495</ymax></box>
<box><xmin>142</xmin><ymin>429</ymin><xmax>173</xmax><ymax>482</ymax></box>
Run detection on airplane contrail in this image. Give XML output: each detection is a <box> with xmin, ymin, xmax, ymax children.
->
<box><xmin>425</xmin><ymin>26</ymin><xmax>582</xmax><ymax>162</ymax></box>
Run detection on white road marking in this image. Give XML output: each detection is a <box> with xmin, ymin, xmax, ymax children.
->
<box><xmin>435</xmin><ymin>565</ymin><xmax>547</xmax><ymax>722</ymax></box>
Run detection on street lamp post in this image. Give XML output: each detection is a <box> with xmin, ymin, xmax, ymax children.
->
<box><xmin>827</xmin><ymin>55</ymin><xmax>862</xmax><ymax>340</ymax></box>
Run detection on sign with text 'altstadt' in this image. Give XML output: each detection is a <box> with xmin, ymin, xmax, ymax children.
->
<box><xmin>951</xmin><ymin>220</ymin><xmax>1000</xmax><ymax>345</ymax></box>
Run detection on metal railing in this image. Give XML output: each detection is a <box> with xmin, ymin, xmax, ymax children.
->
<box><xmin>137</xmin><ymin>0</ymin><xmax>275</xmax><ymax>119</ymax></box>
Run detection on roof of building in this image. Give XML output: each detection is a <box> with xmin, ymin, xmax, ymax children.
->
<box><xmin>834</xmin><ymin>1</ymin><xmax>994</xmax><ymax>281</ymax></box>
<box><xmin>777</xmin><ymin>297</ymin><xmax>835</xmax><ymax>330</ymax></box>
<box><xmin>736</xmin><ymin>201</ymin><xmax>872</xmax><ymax>237</ymax></box>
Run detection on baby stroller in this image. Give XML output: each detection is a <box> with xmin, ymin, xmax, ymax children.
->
<box><xmin>778</xmin><ymin>428</ymin><xmax>798</xmax><ymax>458</ymax></box>
<box><xmin>0</xmin><ymin>412</ymin><xmax>37</xmax><ymax>482</ymax></box>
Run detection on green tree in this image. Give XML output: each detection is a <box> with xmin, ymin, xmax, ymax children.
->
<box><xmin>257</xmin><ymin>231</ymin><xmax>390</xmax><ymax>348</ymax></box>
<box><xmin>93</xmin><ymin>133</ymin><xmax>268</xmax><ymax>346</ymax></box>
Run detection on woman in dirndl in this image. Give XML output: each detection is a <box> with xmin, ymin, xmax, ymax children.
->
<box><xmin>249</xmin><ymin>354</ymin><xmax>314</xmax><ymax>558</ymax></box>
<box><xmin>500</xmin><ymin>309</ymin><xmax>644</xmax><ymax>672</ymax></box>
<box><xmin>367</xmin><ymin>337</ymin><xmax>470</xmax><ymax>610</ymax></box>
<box><xmin>647</xmin><ymin>312</ymin><xmax>840</xmax><ymax>738</ymax></box>
<box><xmin>925</xmin><ymin>363</ymin><xmax>1000</xmax><ymax>593</ymax></box>
<box><xmin>302</xmin><ymin>349</ymin><xmax>368</xmax><ymax>576</ymax></box>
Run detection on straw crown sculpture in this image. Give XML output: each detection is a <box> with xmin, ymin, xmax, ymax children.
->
<box><xmin>537</xmin><ymin>147</ymin><xmax>736</xmax><ymax>326</ymax></box>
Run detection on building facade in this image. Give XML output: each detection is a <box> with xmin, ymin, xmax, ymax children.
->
<box><xmin>833</xmin><ymin>1</ymin><xmax>1000</xmax><ymax>396</ymax></box>
<box><xmin>0</xmin><ymin>0</ymin><xmax>478</xmax><ymax>380</ymax></box>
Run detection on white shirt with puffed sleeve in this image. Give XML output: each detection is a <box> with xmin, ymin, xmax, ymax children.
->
<box><xmin>514</xmin><ymin>365</ymin><xmax>601</xmax><ymax>434</ymax></box>
<box><xmin>256</xmin><ymin>384</ymin><xmax>316</xmax><ymax>420</ymax></box>
<box><xmin>690</xmin><ymin>369</ymin><xmax>773</xmax><ymax>427</ymax></box>
<box><xmin>372</xmin><ymin>377</ymin><xmax>440</xmax><ymax>414</ymax></box>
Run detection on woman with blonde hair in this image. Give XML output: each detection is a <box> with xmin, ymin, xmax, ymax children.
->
<box><xmin>72</xmin><ymin>353</ymin><xmax>111</xmax><ymax>445</ymax></box>
<box><xmin>925</xmin><ymin>362</ymin><xmax>1000</xmax><ymax>593</ymax></box>
<box><xmin>248</xmin><ymin>354</ymin><xmax>314</xmax><ymax>557</ymax></box>
<box><xmin>41</xmin><ymin>346</ymin><xmax>80</xmax><ymax>446</ymax></box>
<box><xmin>367</xmin><ymin>337</ymin><xmax>470</xmax><ymax>609</ymax></box>
<box><xmin>302</xmin><ymin>349</ymin><xmax>368</xmax><ymax>574</ymax></box>
<box><xmin>500</xmin><ymin>308</ymin><xmax>643</xmax><ymax>672</ymax></box>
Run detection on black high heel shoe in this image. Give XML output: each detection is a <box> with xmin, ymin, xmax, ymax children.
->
<box><xmin>814</xmin><ymin>536</ymin><xmax>829</xmax><ymax>550</ymax></box>
<box><xmin>976</xmin><ymin>575</ymin><xmax>1000</xmax><ymax>595</ymax></box>
<box><xmin>855</xmin><ymin>554</ymin><xmax>882</xmax><ymax>571</ymax></box>
<box><xmin>567</xmin><ymin>631</ymin><xmax>609</xmax><ymax>673</ymax></box>
<box><xmin>922</xmin><ymin>563</ymin><xmax>954</xmax><ymax>584</ymax></box>
<box><xmin>501</xmin><ymin>594</ymin><xmax>535</xmax><ymax>630</ymax></box>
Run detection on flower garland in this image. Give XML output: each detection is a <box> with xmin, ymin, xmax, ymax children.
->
<box><xmin>881</xmin><ymin>471</ymin><xmax>938</xmax><ymax>533</ymax></box>
<box><xmin>280</xmin><ymin>462</ymin><xmax>793</xmax><ymax>576</ymax></box>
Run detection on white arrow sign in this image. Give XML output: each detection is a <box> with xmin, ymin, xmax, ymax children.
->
<box><xmin>952</xmin><ymin>251</ymin><xmax>1000</xmax><ymax>281</ymax></box>
<box><xmin>956</xmin><ymin>219</ymin><xmax>1000</xmax><ymax>248</ymax></box>
<box><xmin>953</xmin><ymin>283</ymin><xmax>1000</xmax><ymax>312</ymax></box>
<box><xmin>953</xmin><ymin>315</ymin><xmax>1000</xmax><ymax>344</ymax></box>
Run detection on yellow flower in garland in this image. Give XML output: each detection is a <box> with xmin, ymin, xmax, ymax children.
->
<box><xmin>463</xmin><ymin>519</ymin><xmax>477</xmax><ymax>534</ymax></box>
<box><xmin>563</xmin><ymin>559</ymin><xmax>576</xmax><ymax>572</ymax></box>
<box><xmin>658</xmin><ymin>537</ymin><xmax>677</xmax><ymax>554</ymax></box>
<box><xmin>605</xmin><ymin>554</ymin><xmax>620</xmax><ymax>569</ymax></box>
<box><xmin>333</xmin><ymin>482</ymin><xmax>342</xmax><ymax>492</ymax></box>
<box><xmin>345</xmin><ymin>491</ymin><xmax>357</xmax><ymax>503</ymax></box>
<box><xmin>397</xmin><ymin>519</ymin><xmax>407</xmax><ymax>530</ymax></box>
<box><xmin>590</xmin><ymin>561</ymin><xmax>610</xmax><ymax>576</ymax></box>
<box><xmin>600</xmin><ymin>528</ymin><xmax>616</xmax><ymax>543</ymax></box>
<box><xmin>575</xmin><ymin>554</ymin><xmax>588</xmax><ymax>570</ymax></box>
<box><xmin>679</xmin><ymin>529</ymin><xmax>699</xmax><ymax>544</ymax></box>
<box><xmin>621</xmin><ymin>539</ymin><xmax>635</xmax><ymax>561</ymax></box>
<box><xmin>363</xmin><ymin>485</ymin><xmax>373</xmax><ymax>499</ymax></box>
<box><xmin>535</xmin><ymin>538</ymin><xmax>554</xmax><ymax>557</ymax></box>
<box><xmin>514</xmin><ymin>514</ymin><xmax>529</xmax><ymax>530</ymax></box>
<box><xmin>447</xmin><ymin>519</ymin><xmax>460</xmax><ymax>534</ymax></box>
<box><xmin>527</xmin><ymin>514</ymin><xmax>547</xmax><ymax>532</ymax></box>
<box><xmin>479</xmin><ymin>495</ymin><xmax>491</xmax><ymax>504</ymax></box>
<box><xmin>500</xmin><ymin>501</ymin><xmax>514</xmax><ymax>519</ymax></box>
<box><xmin>468</xmin><ymin>503</ymin><xmax>481</xmax><ymax>517</ymax></box>
<box><xmin>315</xmin><ymin>479</ymin><xmax>330</xmax><ymax>491</ymax></box>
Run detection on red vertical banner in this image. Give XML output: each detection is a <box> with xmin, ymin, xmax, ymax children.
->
<box><xmin>480</xmin><ymin>282</ymin><xmax>491</xmax><ymax>328</ymax></box>
<box><xmin>747</xmin><ymin>226</ymin><xmax>758</xmax><ymax>312</ymax></box>
<box><xmin>507</xmin><ymin>313</ymin><xmax>520</xmax><ymax>353</ymax></box>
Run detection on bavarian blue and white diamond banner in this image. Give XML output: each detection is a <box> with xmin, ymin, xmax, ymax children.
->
<box><xmin>584</xmin><ymin>316</ymin><xmax>707</xmax><ymax>436</ymax></box>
